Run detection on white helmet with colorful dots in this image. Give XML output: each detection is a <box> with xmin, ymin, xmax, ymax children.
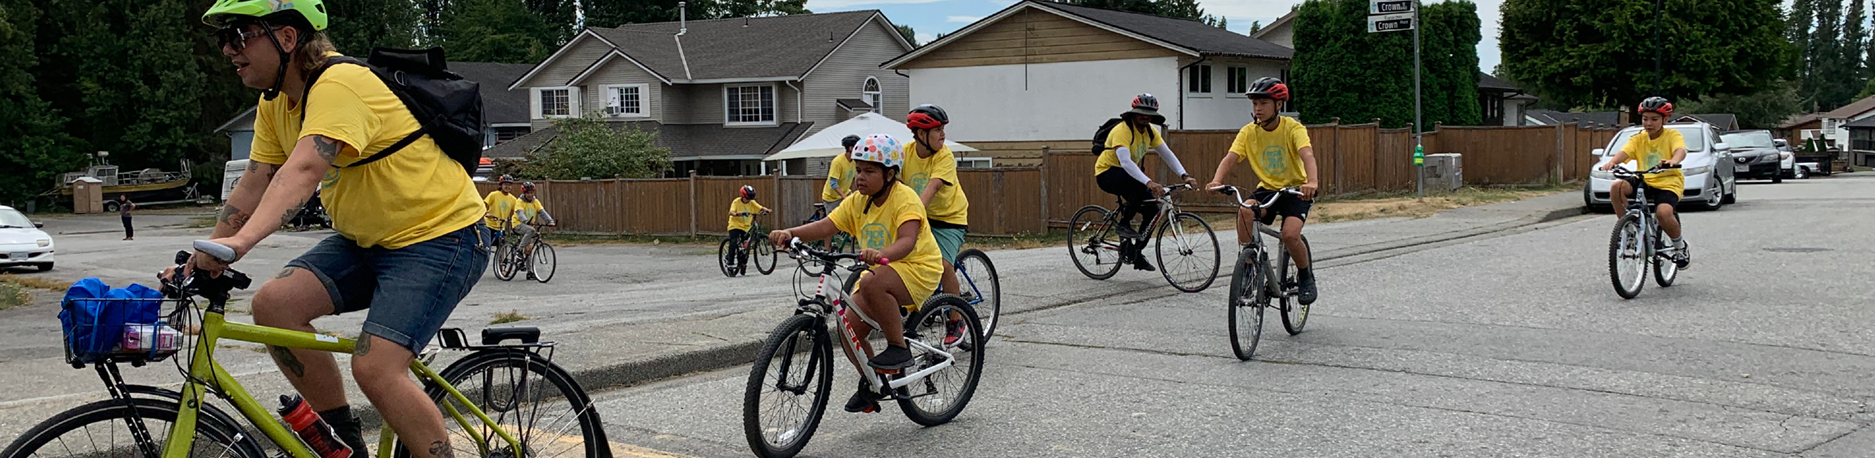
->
<box><xmin>849</xmin><ymin>133</ymin><xmax>905</xmax><ymax>170</ymax></box>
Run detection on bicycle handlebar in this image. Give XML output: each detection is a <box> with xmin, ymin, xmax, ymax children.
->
<box><xmin>1210</xmin><ymin>185</ymin><xmax>1302</xmax><ymax>209</ymax></box>
<box><xmin>785</xmin><ymin>238</ymin><xmax>884</xmax><ymax>269</ymax></box>
<box><xmin>1609</xmin><ymin>163</ymin><xmax>1681</xmax><ymax>179</ymax></box>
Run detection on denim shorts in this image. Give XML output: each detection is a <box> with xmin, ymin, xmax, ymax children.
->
<box><xmin>287</xmin><ymin>223</ymin><xmax>490</xmax><ymax>354</ymax></box>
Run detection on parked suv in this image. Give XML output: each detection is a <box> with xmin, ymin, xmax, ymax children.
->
<box><xmin>1721</xmin><ymin>130</ymin><xmax>1784</xmax><ymax>183</ymax></box>
<box><xmin>1584</xmin><ymin>122</ymin><xmax>1737</xmax><ymax>212</ymax></box>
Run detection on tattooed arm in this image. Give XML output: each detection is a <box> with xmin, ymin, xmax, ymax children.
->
<box><xmin>209</xmin><ymin>135</ymin><xmax>345</xmax><ymax>261</ymax></box>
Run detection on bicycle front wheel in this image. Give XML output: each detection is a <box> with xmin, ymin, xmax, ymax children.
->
<box><xmin>1227</xmin><ymin>248</ymin><xmax>1265</xmax><ymax>361</ymax></box>
<box><xmin>494</xmin><ymin>241</ymin><xmax>518</xmax><ymax>281</ymax></box>
<box><xmin>1157</xmin><ymin>212</ymin><xmax>1220</xmax><ymax>293</ymax></box>
<box><xmin>755</xmin><ymin>237</ymin><xmax>778</xmax><ymax>275</ymax></box>
<box><xmin>955</xmin><ymin>249</ymin><xmax>1001</xmax><ymax>341</ymax></box>
<box><xmin>720</xmin><ymin>238</ymin><xmax>738</xmax><ymax>277</ymax></box>
<box><xmin>898</xmin><ymin>296</ymin><xmax>985</xmax><ymax>426</ymax></box>
<box><xmin>1068</xmin><ymin>206</ymin><xmax>1123</xmax><ymax>280</ymax></box>
<box><xmin>1609</xmin><ymin>213</ymin><xmax>1647</xmax><ymax>299</ymax></box>
<box><xmin>401</xmin><ymin>349</ymin><xmax>607</xmax><ymax>458</ymax></box>
<box><xmin>744</xmin><ymin>314</ymin><xmax>833</xmax><ymax>458</ymax></box>
<box><xmin>3</xmin><ymin>397</ymin><xmax>265</xmax><ymax>458</ymax></box>
<box><xmin>532</xmin><ymin>243</ymin><xmax>557</xmax><ymax>283</ymax></box>
<box><xmin>1652</xmin><ymin>225</ymin><xmax>1678</xmax><ymax>287</ymax></box>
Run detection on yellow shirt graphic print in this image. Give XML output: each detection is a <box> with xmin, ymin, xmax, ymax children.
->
<box><xmin>829</xmin><ymin>183</ymin><xmax>944</xmax><ymax>308</ymax></box>
<box><xmin>1228</xmin><ymin>117</ymin><xmax>1312</xmax><ymax>190</ymax></box>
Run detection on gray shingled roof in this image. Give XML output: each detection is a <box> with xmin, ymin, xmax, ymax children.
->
<box><xmin>835</xmin><ymin>98</ymin><xmax>872</xmax><ymax>110</ymax></box>
<box><xmin>1036</xmin><ymin>1</ymin><xmax>1293</xmax><ymax>60</ymax></box>
<box><xmin>588</xmin><ymin>10</ymin><xmax>890</xmax><ymax>82</ymax></box>
<box><xmin>482</xmin><ymin>121</ymin><xmax>814</xmax><ymax>160</ymax></box>
<box><xmin>1843</xmin><ymin>116</ymin><xmax>1875</xmax><ymax>128</ymax></box>
<box><xmin>450</xmin><ymin>62</ymin><xmax>535</xmax><ymax>125</ymax></box>
<box><xmin>1824</xmin><ymin>95</ymin><xmax>1875</xmax><ymax>119</ymax></box>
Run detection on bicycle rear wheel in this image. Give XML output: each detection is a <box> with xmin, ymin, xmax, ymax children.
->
<box><xmin>1279</xmin><ymin>235</ymin><xmax>1312</xmax><ymax>335</ymax></box>
<box><xmin>1068</xmin><ymin>206</ymin><xmax>1123</xmax><ymax>280</ymax></box>
<box><xmin>954</xmin><ymin>249</ymin><xmax>1001</xmax><ymax>341</ymax></box>
<box><xmin>1227</xmin><ymin>248</ymin><xmax>1265</xmax><ymax>361</ymax></box>
<box><xmin>755</xmin><ymin>237</ymin><xmax>778</xmax><ymax>275</ymax></box>
<box><xmin>898</xmin><ymin>296</ymin><xmax>985</xmax><ymax>426</ymax></box>
<box><xmin>1652</xmin><ymin>226</ymin><xmax>1678</xmax><ymax>287</ymax></box>
<box><xmin>743</xmin><ymin>314</ymin><xmax>833</xmax><ymax>458</ymax></box>
<box><xmin>720</xmin><ymin>239</ymin><xmax>737</xmax><ymax>277</ymax></box>
<box><xmin>2</xmin><ymin>397</ymin><xmax>265</xmax><ymax>458</ymax></box>
<box><xmin>401</xmin><ymin>349</ymin><xmax>607</xmax><ymax>458</ymax></box>
<box><xmin>1609</xmin><ymin>213</ymin><xmax>1647</xmax><ymax>299</ymax></box>
<box><xmin>532</xmin><ymin>243</ymin><xmax>557</xmax><ymax>283</ymax></box>
<box><xmin>1157</xmin><ymin>212</ymin><xmax>1220</xmax><ymax>293</ymax></box>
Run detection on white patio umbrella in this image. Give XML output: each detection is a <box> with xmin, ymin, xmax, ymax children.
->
<box><xmin>765</xmin><ymin>112</ymin><xmax>976</xmax><ymax>162</ymax></box>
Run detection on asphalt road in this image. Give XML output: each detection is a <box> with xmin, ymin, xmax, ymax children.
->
<box><xmin>579</xmin><ymin>175</ymin><xmax>1875</xmax><ymax>457</ymax></box>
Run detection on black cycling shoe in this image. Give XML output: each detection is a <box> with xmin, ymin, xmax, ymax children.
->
<box><xmin>1132</xmin><ymin>257</ymin><xmax>1157</xmax><ymax>271</ymax></box>
<box><xmin>843</xmin><ymin>382</ymin><xmax>884</xmax><ymax>413</ymax></box>
<box><xmin>1297</xmin><ymin>270</ymin><xmax>1318</xmax><ymax>306</ymax></box>
<box><xmin>868</xmin><ymin>345</ymin><xmax>914</xmax><ymax>370</ymax></box>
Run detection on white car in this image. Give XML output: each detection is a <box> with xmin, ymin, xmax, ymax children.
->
<box><xmin>0</xmin><ymin>205</ymin><xmax>54</xmax><ymax>272</ymax></box>
<box><xmin>1584</xmin><ymin>122</ymin><xmax>1738</xmax><ymax>212</ymax></box>
<box><xmin>1772</xmin><ymin>139</ymin><xmax>1818</xmax><ymax>179</ymax></box>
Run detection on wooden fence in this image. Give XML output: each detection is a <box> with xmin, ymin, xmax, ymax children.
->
<box><xmin>481</xmin><ymin>122</ymin><xmax>1618</xmax><ymax>236</ymax></box>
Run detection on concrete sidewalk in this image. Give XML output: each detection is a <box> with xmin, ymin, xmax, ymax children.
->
<box><xmin>0</xmin><ymin>191</ymin><xmax>1589</xmax><ymax>437</ymax></box>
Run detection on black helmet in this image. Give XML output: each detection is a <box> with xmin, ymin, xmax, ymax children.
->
<box><xmin>498</xmin><ymin>174</ymin><xmax>515</xmax><ymax>184</ymax></box>
<box><xmin>1638</xmin><ymin>96</ymin><xmax>1674</xmax><ymax>116</ymax></box>
<box><xmin>1246</xmin><ymin>77</ymin><xmax>1290</xmax><ymax>101</ymax></box>
<box><xmin>521</xmin><ymin>181</ymin><xmax>536</xmax><ymax>192</ymax></box>
<box><xmin>740</xmin><ymin>185</ymin><xmax>756</xmax><ymax>199</ymax></box>
<box><xmin>1125</xmin><ymin>94</ymin><xmax>1166</xmax><ymax>125</ymax></box>
<box><xmin>841</xmin><ymin>134</ymin><xmax>862</xmax><ymax>149</ymax></box>
<box><xmin>908</xmin><ymin>104</ymin><xmax>950</xmax><ymax>130</ymax></box>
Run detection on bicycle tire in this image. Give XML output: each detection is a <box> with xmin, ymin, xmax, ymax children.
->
<box><xmin>755</xmin><ymin>237</ymin><xmax>778</xmax><ymax>275</ymax></box>
<box><xmin>532</xmin><ymin>243</ymin><xmax>557</xmax><ymax>283</ymax></box>
<box><xmin>720</xmin><ymin>238</ymin><xmax>737</xmax><ymax>277</ymax></box>
<box><xmin>898</xmin><ymin>296</ymin><xmax>985</xmax><ymax>426</ymax></box>
<box><xmin>1068</xmin><ymin>206</ymin><xmax>1123</xmax><ymax>280</ymax></box>
<box><xmin>1227</xmin><ymin>248</ymin><xmax>1265</xmax><ymax>361</ymax></box>
<box><xmin>1156</xmin><ymin>212</ymin><xmax>1220</xmax><ymax>293</ymax></box>
<box><xmin>2</xmin><ymin>397</ymin><xmax>265</xmax><ymax>458</ymax></box>
<box><xmin>1652</xmin><ymin>226</ymin><xmax>1678</xmax><ymax>287</ymax></box>
<box><xmin>1609</xmin><ymin>213</ymin><xmax>1647</xmax><ymax>299</ymax></box>
<box><xmin>494</xmin><ymin>241</ymin><xmax>518</xmax><ymax>281</ymax></box>
<box><xmin>1279</xmin><ymin>234</ymin><xmax>1312</xmax><ymax>335</ymax></box>
<box><xmin>398</xmin><ymin>349</ymin><xmax>607</xmax><ymax>458</ymax></box>
<box><xmin>743</xmin><ymin>314</ymin><xmax>833</xmax><ymax>458</ymax></box>
<box><xmin>954</xmin><ymin>249</ymin><xmax>1001</xmax><ymax>341</ymax></box>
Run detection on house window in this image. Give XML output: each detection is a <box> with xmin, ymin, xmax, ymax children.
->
<box><xmin>538</xmin><ymin>88</ymin><xmax>571</xmax><ymax>118</ymax></box>
<box><xmin>862</xmin><ymin>77</ymin><xmax>881</xmax><ymax>112</ymax></box>
<box><xmin>1226</xmin><ymin>67</ymin><xmax>1248</xmax><ymax>94</ymax></box>
<box><xmin>956</xmin><ymin>157</ymin><xmax>993</xmax><ymax>169</ymax></box>
<box><xmin>1188</xmin><ymin>65</ymin><xmax>1212</xmax><ymax>94</ymax></box>
<box><xmin>726</xmin><ymin>84</ymin><xmax>777</xmax><ymax>125</ymax></box>
<box><xmin>603</xmin><ymin>84</ymin><xmax>647</xmax><ymax>117</ymax></box>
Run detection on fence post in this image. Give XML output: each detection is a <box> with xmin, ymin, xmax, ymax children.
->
<box><xmin>1331</xmin><ymin>117</ymin><xmax>1341</xmax><ymax>195</ymax></box>
<box><xmin>1554</xmin><ymin>122</ymin><xmax>1565</xmax><ymax>185</ymax></box>
<box><xmin>772</xmin><ymin>172</ymin><xmax>782</xmax><ymax>231</ymax></box>
<box><xmin>1372</xmin><ymin>118</ymin><xmax>1382</xmax><ymax>190</ymax></box>
<box><xmin>1039</xmin><ymin>146</ymin><xmax>1051</xmax><ymax>229</ymax></box>
<box><xmin>688</xmin><ymin>170</ymin><xmax>698</xmax><ymax>237</ymax></box>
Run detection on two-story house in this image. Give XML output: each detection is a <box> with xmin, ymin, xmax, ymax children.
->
<box><xmin>500</xmin><ymin>10</ymin><xmax>914</xmax><ymax>176</ymax></box>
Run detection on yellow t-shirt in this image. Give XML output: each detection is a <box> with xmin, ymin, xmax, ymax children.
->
<box><xmin>1094</xmin><ymin>124</ymin><xmax>1165</xmax><ymax>176</ymax></box>
<box><xmin>830</xmin><ymin>183</ymin><xmax>944</xmax><ymax>308</ymax></box>
<box><xmin>512</xmin><ymin>198</ymin><xmax>546</xmax><ymax>226</ymax></box>
<box><xmin>823</xmin><ymin>153</ymin><xmax>856</xmax><ymax>202</ymax></box>
<box><xmin>727</xmin><ymin>198</ymin><xmax>768</xmax><ymax>232</ymax></box>
<box><xmin>1618</xmin><ymin>129</ymin><xmax>1687</xmax><ymax>196</ymax></box>
<box><xmin>1228</xmin><ymin>117</ymin><xmax>1313</xmax><ymax>190</ymax></box>
<box><xmin>902</xmin><ymin>141</ymin><xmax>970</xmax><ymax>227</ymax></box>
<box><xmin>484</xmin><ymin>191</ymin><xmax>517</xmax><ymax>228</ymax></box>
<box><xmin>251</xmin><ymin>54</ymin><xmax>484</xmax><ymax>249</ymax></box>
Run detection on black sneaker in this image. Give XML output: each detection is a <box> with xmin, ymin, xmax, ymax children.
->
<box><xmin>1132</xmin><ymin>257</ymin><xmax>1156</xmax><ymax>271</ymax></box>
<box><xmin>868</xmin><ymin>345</ymin><xmax>914</xmax><ymax>370</ymax></box>
<box><xmin>843</xmin><ymin>382</ymin><xmax>884</xmax><ymax>413</ymax></box>
<box><xmin>1673</xmin><ymin>240</ymin><xmax>1691</xmax><ymax>269</ymax></box>
<box><xmin>1297</xmin><ymin>270</ymin><xmax>1318</xmax><ymax>306</ymax></box>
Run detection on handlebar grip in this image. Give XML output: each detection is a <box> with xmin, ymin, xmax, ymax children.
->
<box><xmin>193</xmin><ymin>240</ymin><xmax>238</xmax><ymax>263</ymax></box>
<box><xmin>877</xmin><ymin>258</ymin><xmax>889</xmax><ymax>265</ymax></box>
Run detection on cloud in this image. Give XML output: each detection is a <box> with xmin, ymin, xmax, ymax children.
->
<box><xmin>948</xmin><ymin>15</ymin><xmax>983</xmax><ymax>23</ymax></box>
<box><xmin>808</xmin><ymin>0</ymin><xmax>947</xmax><ymax>8</ymax></box>
<box><xmin>915</xmin><ymin>32</ymin><xmax>938</xmax><ymax>44</ymax></box>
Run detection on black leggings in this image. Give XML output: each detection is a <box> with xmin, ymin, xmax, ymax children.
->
<box><xmin>1096</xmin><ymin>168</ymin><xmax>1157</xmax><ymax>236</ymax></box>
<box><xmin>121</xmin><ymin>216</ymin><xmax>133</xmax><ymax>238</ymax></box>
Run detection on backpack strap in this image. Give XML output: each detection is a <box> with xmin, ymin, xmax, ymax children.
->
<box><xmin>296</xmin><ymin>55</ymin><xmax>427</xmax><ymax>170</ymax></box>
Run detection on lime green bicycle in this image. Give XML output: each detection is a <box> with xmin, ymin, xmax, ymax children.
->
<box><xmin>3</xmin><ymin>248</ymin><xmax>609</xmax><ymax>458</ymax></box>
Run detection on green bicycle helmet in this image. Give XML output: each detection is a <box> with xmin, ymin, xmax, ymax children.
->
<box><xmin>202</xmin><ymin>0</ymin><xmax>329</xmax><ymax>30</ymax></box>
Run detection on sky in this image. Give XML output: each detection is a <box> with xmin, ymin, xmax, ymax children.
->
<box><xmin>809</xmin><ymin>0</ymin><xmax>1506</xmax><ymax>73</ymax></box>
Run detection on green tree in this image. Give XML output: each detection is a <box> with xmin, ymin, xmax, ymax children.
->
<box><xmin>1292</xmin><ymin>0</ymin><xmax>1480</xmax><ymax>130</ymax></box>
<box><xmin>522</xmin><ymin>115</ymin><xmax>673</xmax><ymax>180</ymax></box>
<box><xmin>897</xmin><ymin>24</ymin><xmax>918</xmax><ymax>46</ymax></box>
<box><xmin>39</xmin><ymin>0</ymin><xmax>209</xmax><ymax>172</ymax></box>
<box><xmin>0</xmin><ymin>0</ymin><xmax>85</xmax><ymax>206</ymax></box>
<box><xmin>323</xmin><ymin>0</ymin><xmax>420</xmax><ymax>56</ymax></box>
<box><xmin>1500</xmin><ymin>0</ymin><xmax>1789</xmax><ymax>119</ymax></box>
<box><xmin>1682</xmin><ymin>84</ymin><xmax>1802</xmax><ymax>129</ymax></box>
<box><xmin>1249</xmin><ymin>20</ymin><xmax>1263</xmax><ymax>35</ymax></box>
<box><xmin>432</xmin><ymin>0</ymin><xmax>558</xmax><ymax>63</ymax></box>
<box><xmin>585</xmin><ymin>0</ymin><xmax>682</xmax><ymax>28</ymax></box>
<box><xmin>1846</xmin><ymin>0</ymin><xmax>1867</xmax><ymax>80</ymax></box>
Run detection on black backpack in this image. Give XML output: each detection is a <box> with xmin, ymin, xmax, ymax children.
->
<box><xmin>300</xmin><ymin>47</ymin><xmax>483</xmax><ymax>174</ymax></box>
<box><xmin>1091</xmin><ymin>118</ymin><xmax>1157</xmax><ymax>154</ymax></box>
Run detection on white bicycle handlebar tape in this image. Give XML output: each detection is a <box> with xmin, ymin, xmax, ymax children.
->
<box><xmin>193</xmin><ymin>240</ymin><xmax>238</xmax><ymax>263</ymax></box>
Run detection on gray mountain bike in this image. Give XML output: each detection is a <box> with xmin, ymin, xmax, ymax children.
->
<box><xmin>1213</xmin><ymin>186</ymin><xmax>1312</xmax><ymax>361</ymax></box>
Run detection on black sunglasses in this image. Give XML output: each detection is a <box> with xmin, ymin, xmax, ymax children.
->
<box><xmin>213</xmin><ymin>23</ymin><xmax>283</xmax><ymax>52</ymax></box>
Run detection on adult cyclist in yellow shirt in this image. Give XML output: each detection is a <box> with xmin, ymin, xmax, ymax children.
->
<box><xmin>509</xmin><ymin>182</ymin><xmax>556</xmax><ymax>279</ymax></box>
<box><xmin>1600</xmin><ymin>96</ymin><xmax>1691</xmax><ymax>268</ymax></box>
<box><xmin>1206</xmin><ymin>77</ymin><xmax>1321</xmax><ymax>305</ymax></box>
<box><xmin>484</xmin><ymin>174</ymin><xmax>519</xmax><ymax>247</ymax></box>
<box><xmin>192</xmin><ymin>1</ymin><xmax>490</xmax><ymax>456</ymax></box>
<box><xmin>1095</xmin><ymin>94</ymin><xmax>1197</xmax><ymax>271</ymax></box>
<box><xmin>768</xmin><ymin>133</ymin><xmax>945</xmax><ymax>414</ymax></box>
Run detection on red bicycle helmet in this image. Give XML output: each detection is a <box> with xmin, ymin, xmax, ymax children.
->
<box><xmin>740</xmin><ymin>185</ymin><xmax>756</xmax><ymax>199</ymax></box>
<box><xmin>907</xmin><ymin>104</ymin><xmax>949</xmax><ymax>130</ymax></box>
<box><xmin>1638</xmin><ymin>97</ymin><xmax>1673</xmax><ymax>116</ymax></box>
<box><xmin>1246</xmin><ymin>77</ymin><xmax>1289</xmax><ymax>100</ymax></box>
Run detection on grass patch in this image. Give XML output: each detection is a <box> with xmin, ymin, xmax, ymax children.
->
<box><xmin>490</xmin><ymin>310</ymin><xmax>528</xmax><ymax>325</ymax></box>
<box><xmin>186</xmin><ymin>216</ymin><xmax>218</xmax><ymax>229</ymax></box>
<box><xmin>543</xmin><ymin>233</ymin><xmax>716</xmax><ymax>247</ymax></box>
<box><xmin>0</xmin><ymin>274</ymin><xmax>72</xmax><ymax>292</ymax></box>
<box><xmin>0</xmin><ymin>283</ymin><xmax>28</xmax><ymax>310</ymax></box>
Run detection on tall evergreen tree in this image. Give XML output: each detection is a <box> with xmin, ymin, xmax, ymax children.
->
<box><xmin>1845</xmin><ymin>0</ymin><xmax>1868</xmax><ymax>82</ymax></box>
<box><xmin>585</xmin><ymin>0</ymin><xmax>681</xmax><ymax>28</ymax></box>
<box><xmin>40</xmin><ymin>0</ymin><xmax>208</xmax><ymax>171</ymax></box>
<box><xmin>0</xmin><ymin>0</ymin><xmax>85</xmax><ymax>206</ymax></box>
<box><xmin>434</xmin><ymin>0</ymin><xmax>557</xmax><ymax>63</ymax></box>
<box><xmin>323</xmin><ymin>0</ymin><xmax>420</xmax><ymax>56</ymax></box>
<box><xmin>1812</xmin><ymin>0</ymin><xmax>1848</xmax><ymax>109</ymax></box>
<box><xmin>1293</xmin><ymin>0</ymin><xmax>1480</xmax><ymax>130</ymax></box>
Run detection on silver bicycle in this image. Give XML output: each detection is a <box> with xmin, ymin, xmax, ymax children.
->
<box><xmin>1213</xmin><ymin>185</ymin><xmax>1313</xmax><ymax>361</ymax></box>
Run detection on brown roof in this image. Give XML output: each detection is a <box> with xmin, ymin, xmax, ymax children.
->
<box><xmin>1824</xmin><ymin>95</ymin><xmax>1875</xmax><ymax>119</ymax></box>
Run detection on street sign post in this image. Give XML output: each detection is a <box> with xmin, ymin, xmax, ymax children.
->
<box><xmin>1366</xmin><ymin>13</ymin><xmax>1414</xmax><ymax>33</ymax></box>
<box><xmin>1368</xmin><ymin>0</ymin><xmax>1423</xmax><ymax>198</ymax></box>
<box><xmin>1370</xmin><ymin>0</ymin><xmax>1414</xmax><ymax>14</ymax></box>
